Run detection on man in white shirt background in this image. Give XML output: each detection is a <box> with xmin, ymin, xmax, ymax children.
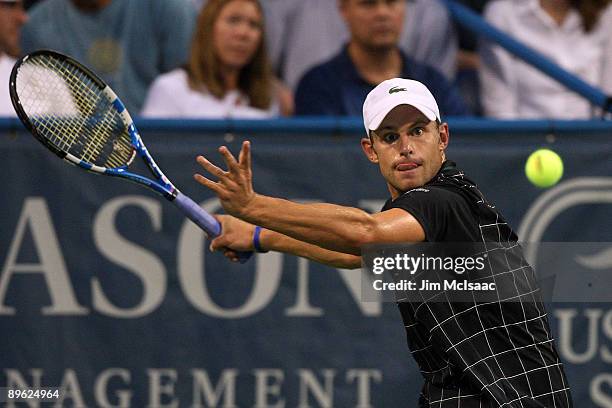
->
<box><xmin>480</xmin><ymin>0</ymin><xmax>612</xmax><ymax>119</ymax></box>
<box><xmin>0</xmin><ymin>0</ymin><xmax>27</xmax><ymax>116</ymax></box>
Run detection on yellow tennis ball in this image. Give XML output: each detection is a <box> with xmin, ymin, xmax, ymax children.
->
<box><xmin>525</xmin><ymin>149</ymin><xmax>564</xmax><ymax>188</ymax></box>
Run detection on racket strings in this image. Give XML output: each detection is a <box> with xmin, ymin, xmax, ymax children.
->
<box><xmin>15</xmin><ymin>55</ymin><xmax>133</xmax><ymax>168</ymax></box>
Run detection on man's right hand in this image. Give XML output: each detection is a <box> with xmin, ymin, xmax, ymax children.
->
<box><xmin>210</xmin><ymin>215</ymin><xmax>257</xmax><ymax>262</ymax></box>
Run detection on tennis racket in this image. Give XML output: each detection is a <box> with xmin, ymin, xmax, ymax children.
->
<box><xmin>10</xmin><ymin>49</ymin><xmax>252</xmax><ymax>263</ymax></box>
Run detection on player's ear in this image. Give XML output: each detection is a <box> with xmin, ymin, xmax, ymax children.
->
<box><xmin>438</xmin><ymin>122</ymin><xmax>449</xmax><ymax>152</ymax></box>
<box><xmin>361</xmin><ymin>137</ymin><xmax>379</xmax><ymax>164</ymax></box>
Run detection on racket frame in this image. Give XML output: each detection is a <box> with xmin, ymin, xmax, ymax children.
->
<box><xmin>10</xmin><ymin>49</ymin><xmax>250</xmax><ymax>260</ymax></box>
<box><xmin>10</xmin><ymin>49</ymin><xmax>177</xmax><ymax>200</ymax></box>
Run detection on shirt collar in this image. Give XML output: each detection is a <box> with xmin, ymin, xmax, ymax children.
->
<box><xmin>431</xmin><ymin>160</ymin><xmax>461</xmax><ymax>182</ymax></box>
<box><xmin>338</xmin><ymin>44</ymin><xmax>410</xmax><ymax>85</ymax></box>
<box><xmin>521</xmin><ymin>0</ymin><xmax>583</xmax><ymax>31</ymax></box>
<box><xmin>389</xmin><ymin>160</ymin><xmax>460</xmax><ymax>203</ymax></box>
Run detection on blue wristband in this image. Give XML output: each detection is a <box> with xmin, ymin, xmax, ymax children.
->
<box><xmin>253</xmin><ymin>226</ymin><xmax>268</xmax><ymax>253</ymax></box>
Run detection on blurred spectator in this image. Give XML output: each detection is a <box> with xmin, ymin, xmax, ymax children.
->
<box><xmin>262</xmin><ymin>0</ymin><xmax>459</xmax><ymax>90</ymax></box>
<box><xmin>142</xmin><ymin>0</ymin><xmax>291</xmax><ymax>118</ymax></box>
<box><xmin>454</xmin><ymin>0</ymin><xmax>490</xmax><ymax>115</ymax></box>
<box><xmin>21</xmin><ymin>0</ymin><xmax>197</xmax><ymax>113</ymax></box>
<box><xmin>456</xmin><ymin>1</ymin><xmax>490</xmax><ymax>70</ymax></box>
<box><xmin>480</xmin><ymin>0</ymin><xmax>612</xmax><ymax>119</ymax></box>
<box><xmin>294</xmin><ymin>0</ymin><xmax>469</xmax><ymax>117</ymax></box>
<box><xmin>0</xmin><ymin>0</ymin><xmax>27</xmax><ymax>116</ymax></box>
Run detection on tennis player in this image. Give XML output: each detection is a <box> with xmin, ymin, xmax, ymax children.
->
<box><xmin>194</xmin><ymin>78</ymin><xmax>572</xmax><ymax>407</ymax></box>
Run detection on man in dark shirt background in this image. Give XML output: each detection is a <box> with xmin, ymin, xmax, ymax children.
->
<box><xmin>193</xmin><ymin>78</ymin><xmax>570</xmax><ymax>407</ymax></box>
<box><xmin>294</xmin><ymin>0</ymin><xmax>469</xmax><ymax>117</ymax></box>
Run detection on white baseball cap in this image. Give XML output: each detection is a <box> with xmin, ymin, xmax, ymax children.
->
<box><xmin>362</xmin><ymin>78</ymin><xmax>440</xmax><ymax>135</ymax></box>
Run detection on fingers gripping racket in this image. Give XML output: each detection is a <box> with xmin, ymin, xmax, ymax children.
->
<box><xmin>10</xmin><ymin>50</ymin><xmax>252</xmax><ymax>263</ymax></box>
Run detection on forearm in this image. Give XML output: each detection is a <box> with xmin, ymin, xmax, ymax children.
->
<box><xmin>195</xmin><ymin>142</ymin><xmax>424</xmax><ymax>257</ymax></box>
<box><xmin>241</xmin><ymin>195</ymin><xmax>376</xmax><ymax>255</ymax></box>
<box><xmin>260</xmin><ymin>228</ymin><xmax>362</xmax><ymax>269</ymax></box>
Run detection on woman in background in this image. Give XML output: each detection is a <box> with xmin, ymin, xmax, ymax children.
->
<box><xmin>479</xmin><ymin>0</ymin><xmax>611</xmax><ymax>119</ymax></box>
<box><xmin>142</xmin><ymin>0</ymin><xmax>292</xmax><ymax>118</ymax></box>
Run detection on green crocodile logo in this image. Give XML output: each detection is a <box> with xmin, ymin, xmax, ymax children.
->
<box><xmin>389</xmin><ymin>86</ymin><xmax>407</xmax><ymax>94</ymax></box>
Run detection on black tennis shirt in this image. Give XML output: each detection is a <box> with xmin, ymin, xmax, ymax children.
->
<box><xmin>381</xmin><ymin>161</ymin><xmax>572</xmax><ymax>408</ymax></box>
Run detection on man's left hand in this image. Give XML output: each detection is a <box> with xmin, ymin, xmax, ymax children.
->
<box><xmin>194</xmin><ymin>141</ymin><xmax>255</xmax><ymax>218</ymax></box>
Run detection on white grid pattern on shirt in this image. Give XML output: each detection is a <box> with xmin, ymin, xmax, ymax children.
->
<box><xmin>396</xmin><ymin>168</ymin><xmax>572</xmax><ymax>408</ymax></box>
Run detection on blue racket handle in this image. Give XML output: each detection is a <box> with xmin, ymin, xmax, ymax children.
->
<box><xmin>173</xmin><ymin>193</ymin><xmax>253</xmax><ymax>263</ymax></box>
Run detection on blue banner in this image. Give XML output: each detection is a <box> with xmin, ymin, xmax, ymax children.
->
<box><xmin>1</xmin><ymin>121</ymin><xmax>611</xmax><ymax>407</ymax></box>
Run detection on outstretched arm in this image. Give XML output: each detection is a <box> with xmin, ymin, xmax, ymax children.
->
<box><xmin>194</xmin><ymin>142</ymin><xmax>425</xmax><ymax>256</ymax></box>
<box><xmin>211</xmin><ymin>215</ymin><xmax>361</xmax><ymax>269</ymax></box>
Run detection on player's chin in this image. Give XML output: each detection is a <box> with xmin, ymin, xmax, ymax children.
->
<box><xmin>396</xmin><ymin>170</ymin><xmax>427</xmax><ymax>187</ymax></box>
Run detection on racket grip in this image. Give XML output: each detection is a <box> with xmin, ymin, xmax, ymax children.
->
<box><xmin>173</xmin><ymin>193</ymin><xmax>253</xmax><ymax>263</ymax></box>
